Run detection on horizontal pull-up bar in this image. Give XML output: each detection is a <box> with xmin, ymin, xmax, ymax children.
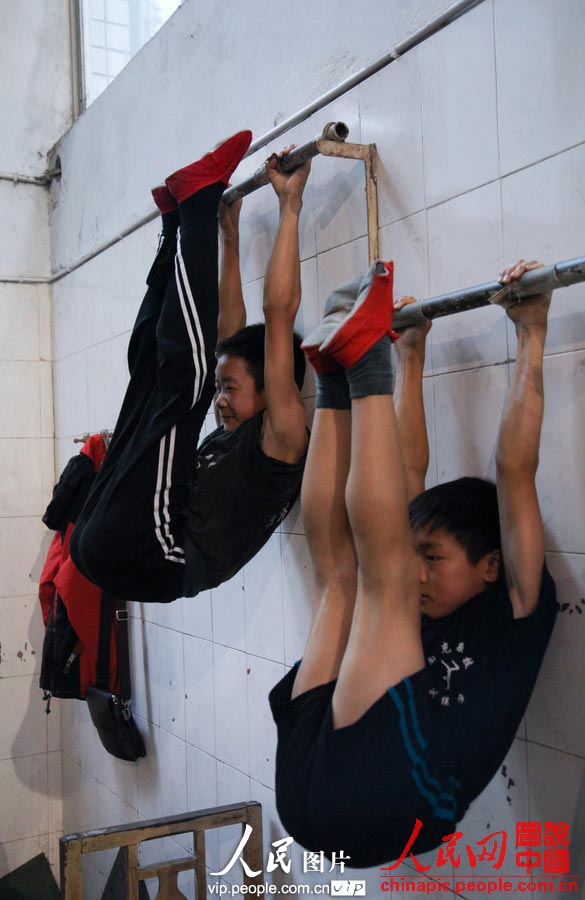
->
<box><xmin>393</xmin><ymin>256</ymin><xmax>585</xmax><ymax>330</ymax></box>
<box><xmin>222</xmin><ymin>122</ymin><xmax>350</xmax><ymax>206</ymax></box>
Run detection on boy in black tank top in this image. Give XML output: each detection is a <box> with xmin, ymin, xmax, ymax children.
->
<box><xmin>269</xmin><ymin>259</ymin><xmax>556</xmax><ymax>866</ymax></box>
<box><xmin>71</xmin><ymin>134</ymin><xmax>309</xmax><ymax>603</ymax></box>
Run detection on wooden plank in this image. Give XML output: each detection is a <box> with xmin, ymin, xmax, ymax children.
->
<box><xmin>60</xmin><ymin>839</ymin><xmax>83</xmax><ymax>900</ymax></box>
<box><xmin>194</xmin><ymin>831</ymin><xmax>206</xmax><ymax>900</ymax></box>
<box><xmin>243</xmin><ymin>804</ymin><xmax>264</xmax><ymax>887</ymax></box>
<box><xmin>60</xmin><ymin>800</ymin><xmax>263</xmax><ymax>898</ymax></box>
<box><xmin>138</xmin><ymin>856</ymin><xmax>196</xmax><ymax>880</ymax></box>
<box><xmin>65</xmin><ymin>803</ymin><xmax>260</xmax><ymax>854</ymax></box>
<box><xmin>127</xmin><ymin>844</ymin><xmax>140</xmax><ymax>900</ymax></box>
<box><xmin>156</xmin><ymin>872</ymin><xmax>189</xmax><ymax>899</ymax></box>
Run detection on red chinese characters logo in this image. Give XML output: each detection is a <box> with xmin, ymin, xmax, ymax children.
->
<box><xmin>516</xmin><ymin>822</ymin><xmax>570</xmax><ymax>874</ymax></box>
<box><xmin>381</xmin><ymin>820</ymin><xmax>570</xmax><ymax>874</ymax></box>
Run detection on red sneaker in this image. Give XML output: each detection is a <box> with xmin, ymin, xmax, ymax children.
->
<box><xmin>151</xmin><ymin>185</ymin><xmax>178</xmax><ymax>214</ymax></box>
<box><xmin>166</xmin><ymin>130</ymin><xmax>253</xmax><ymax>204</ymax></box>
<box><xmin>319</xmin><ymin>261</ymin><xmax>396</xmax><ymax>368</ymax></box>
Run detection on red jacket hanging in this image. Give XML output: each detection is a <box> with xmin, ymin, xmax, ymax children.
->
<box><xmin>39</xmin><ymin>434</ymin><xmax>119</xmax><ymax>700</ymax></box>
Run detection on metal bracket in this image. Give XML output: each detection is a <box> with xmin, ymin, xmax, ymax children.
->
<box><xmin>222</xmin><ymin>123</ymin><xmax>380</xmax><ymax>266</ymax></box>
<box><xmin>316</xmin><ymin>139</ymin><xmax>379</xmax><ymax>264</ymax></box>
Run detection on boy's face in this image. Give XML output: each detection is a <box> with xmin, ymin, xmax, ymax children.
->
<box><xmin>215</xmin><ymin>354</ymin><xmax>265</xmax><ymax>432</ymax></box>
<box><xmin>413</xmin><ymin>523</ymin><xmax>500</xmax><ymax>619</ymax></box>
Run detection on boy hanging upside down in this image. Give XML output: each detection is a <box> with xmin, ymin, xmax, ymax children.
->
<box><xmin>71</xmin><ymin>132</ymin><xmax>310</xmax><ymax>603</ymax></box>
<box><xmin>269</xmin><ymin>259</ymin><xmax>557</xmax><ymax>866</ymax></box>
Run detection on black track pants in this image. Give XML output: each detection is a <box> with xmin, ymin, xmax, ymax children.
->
<box><xmin>70</xmin><ymin>195</ymin><xmax>220</xmax><ymax>603</ymax></box>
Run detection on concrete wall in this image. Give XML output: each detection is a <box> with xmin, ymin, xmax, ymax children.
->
<box><xmin>51</xmin><ymin>0</ymin><xmax>585</xmax><ymax>896</ymax></box>
<box><xmin>0</xmin><ymin>0</ymin><xmax>73</xmax><ymax>883</ymax></box>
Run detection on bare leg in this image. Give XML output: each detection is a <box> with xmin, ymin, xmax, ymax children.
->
<box><xmin>332</xmin><ymin>394</ymin><xmax>425</xmax><ymax>728</ymax></box>
<box><xmin>291</xmin><ymin>407</ymin><xmax>358</xmax><ymax>699</ymax></box>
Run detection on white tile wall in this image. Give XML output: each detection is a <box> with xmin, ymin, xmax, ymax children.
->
<box><xmin>312</xmin><ymin>92</ymin><xmax>367</xmax><ymax>255</ymax></box>
<box><xmin>184</xmin><ymin>635</ymin><xmax>215</xmax><ymax>756</ymax></box>
<box><xmin>454</xmin><ymin>739</ymin><xmax>529</xmax><ymax>896</ymax></box>
<box><xmin>0</xmin><ymin>754</ymin><xmax>49</xmax><ymax>843</ymax></box>
<box><xmin>360</xmin><ymin>50</ymin><xmax>425</xmax><ymax>229</ymax></box>
<box><xmin>0</xmin><ymin>674</ymin><xmax>48</xmax><ymax>760</ymax></box>
<box><xmin>247</xmin><ymin>656</ymin><xmax>284</xmax><ymax>789</ymax></box>
<box><xmin>0</xmin><ymin>182</ymin><xmax>50</xmax><ymax>278</ymax></box>
<box><xmin>213</xmin><ymin>646</ymin><xmax>250</xmax><ymax>773</ymax></box>
<box><xmin>380</xmin><ymin>211</ymin><xmax>429</xmax><ymax>312</ymax></box>
<box><xmin>502</xmin><ymin>143</ymin><xmax>585</xmax><ymax>357</ymax></box>
<box><xmin>420</xmin><ymin>0</ymin><xmax>498</xmax><ymax>207</ymax></box>
<box><xmin>433</xmin><ymin>364</ymin><xmax>509</xmax><ymax>483</ymax></box>
<box><xmin>427</xmin><ymin>181</ymin><xmax>507</xmax><ymax>373</ymax></box>
<box><xmin>537</xmin><ymin>351</ymin><xmax>585</xmax><ymax>554</ymax></box>
<box><xmin>0</xmin><ymin>99</ymin><xmax>60</xmax><ymax>878</ymax></box>
<box><xmin>495</xmin><ymin>0</ymin><xmax>585</xmax><ymax>176</ymax></box>
<box><xmin>212</xmin><ymin>571</ymin><xmax>246</xmax><ymax>653</ymax></box>
<box><xmin>157</xmin><ymin>627</ymin><xmax>186</xmax><ymax>740</ymax></box>
<box><xmin>244</xmin><ymin>535</ymin><xmax>284</xmax><ymax>663</ymax></box>
<box><xmin>42</xmin><ymin>0</ymin><xmax>585</xmax><ymax>891</ymax></box>
<box><xmin>526</xmin><ymin>552</ymin><xmax>585</xmax><ymax>757</ymax></box>
<box><xmin>0</xmin><ymin>362</ymin><xmax>43</xmax><ymax>439</ymax></box>
<box><xmin>316</xmin><ymin>237</ymin><xmax>370</xmax><ymax>319</ymax></box>
<box><xmin>0</xmin><ymin>517</ymin><xmax>49</xmax><ymax>598</ymax></box>
<box><xmin>0</xmin><ymin>597</ymin><xmax>44</xmax><ymax>676</ymax></box>
<box><xmin>86</xmin><ymin>332</ymin><xmax>129</xmax><ymax>432</ymax></box>
<box><xmin>0</xmin><ymin>285</ymin><xmax>43</xmax><ymax>361</ymax></box>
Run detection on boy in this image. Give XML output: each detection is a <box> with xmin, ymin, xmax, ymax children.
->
<box><xmin>269</xmin><ymin>259</ymin><xmax>556</xmax><ymax>866</ymax></box>
<box><xmin>71</xmin><ymin>132</ymin><xmax>309</xmax><ymax>604</ymax></box>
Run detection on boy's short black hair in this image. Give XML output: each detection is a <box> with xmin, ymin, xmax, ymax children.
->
<box><xmin>409</xmin><ymin>477</ymin><xmax>501</xmax><ymax>565</ymax></box>
<box><xmin>216</xmin><ymin>323</ymin><xmax>306</xmax><ymax>393</ymax></box>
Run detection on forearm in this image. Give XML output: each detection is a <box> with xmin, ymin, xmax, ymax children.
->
<box><xmin>218</xmin><ymin>234</ymin><xmax>246</xmax><ymax>342</ymax></box>
<box><xmin>497</xmin><ymin>323</ymin><xmax>547</xmax><ymax>475</ymax></box>
<box><xmin>263</xmin><ymin>198</ymin><xmax>302</xmax><ymax>319</ymax></box>
<box><xmin>395</xmin><ymin>345</ymin><xmax>429</xmax><ymax>488</ymax></box>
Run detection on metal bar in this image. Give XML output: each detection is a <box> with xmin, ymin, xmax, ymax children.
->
<box><xmin>317</xmin><ymin>139</ymin><xmax>380</xmax><ymax>263</ymax></box>
<box><xmin>245</xmin><ymin>0</ymin><xmax>483</xmax><ymax>157</ymax></box>
<box><xmin>364</xmin><ymin>145</ymin><xmax>379</xmax><ymax>264</ymax></box>
<box><xmin>222</xmin><ymin>121</ymin><xmax>349</xmax><ymax>206</ymax></box>
<box><xmin>70</xmin><ymin>0</ymin><xmax>85</xmax><ymax>119</ymax></box>
<box><xmin>393</xmin><ymin>256</ymin><xmax>585</xmax><ymax>330</ymax></box>
<box><xmin>0</xmin><ymin>171</ymin><xmax>49</xmax><ymax>187</ymax></box>
<box><xmin>48</xmin><ymin>124</ymin><xmax>349</xmax><ymax>281</ymax></box>
<box><xmin>44</xmin><ymin>1</ymin><xmax>482</xmax><ymax>281</ymax></box>
<box><xmin>0</xmin><ymin>275</ymin><xmax>51</xmax><ymax>284</ymax></box>
<box><xmin>50</xmin><ymin>209</ymin><xmax>157</xmax><ymax>285</ymax></box>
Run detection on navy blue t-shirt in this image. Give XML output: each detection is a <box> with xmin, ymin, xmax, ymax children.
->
<box><xmin>421</xmin><ymin>565</ymin><xmax>557</xmax><ymax>819</ymax></box>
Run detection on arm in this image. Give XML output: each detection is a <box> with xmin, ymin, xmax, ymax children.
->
<box><xmin>495</xmin><ymin>259</ymin><xmax>551</xmax><ymax>619</ymax></box>
<box><xmin>217</xmin><ymin>198</ymin><xmax>246</xmax><ymax>343</ymax></box>
<box><xmin>260</xmin><ymin>150</ymin><xmax>310</xmax><ymax>463</ymax></box>
<box><xmin>394</xmin><ymin>297</ymin><xmax>432</xmax><ymax>502</ymax></box>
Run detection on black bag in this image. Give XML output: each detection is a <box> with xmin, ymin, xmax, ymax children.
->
<box><xmin>86</xmin><ymin>597</ymin><xmax>146</xmax><ymax>762</ymax></box>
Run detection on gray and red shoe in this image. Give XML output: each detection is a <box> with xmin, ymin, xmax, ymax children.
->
<box><xmin>302</xmin><ymin>261</ymin><xmax>397</xmax><ymax>370</ymax></box>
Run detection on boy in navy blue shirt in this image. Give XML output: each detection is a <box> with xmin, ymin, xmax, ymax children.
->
<box><xmin>270</xmin><ymin>259</ymin><xmax>556</xmax><ymax>866</ymax></box>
